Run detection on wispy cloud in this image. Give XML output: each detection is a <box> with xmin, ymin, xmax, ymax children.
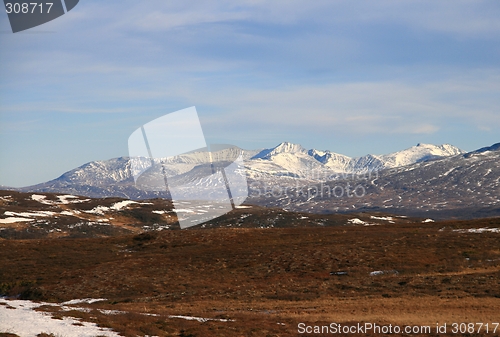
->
<box><xmin>189</xmin><ymin>72</ymin><xmax>500</xmax><ymax>135</ymax></box>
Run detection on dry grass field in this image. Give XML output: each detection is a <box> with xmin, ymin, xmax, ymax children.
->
<box><xmin>1</xmin><ymin>216</ymin><xmax>499</xmax><ymax>336</ymax></box>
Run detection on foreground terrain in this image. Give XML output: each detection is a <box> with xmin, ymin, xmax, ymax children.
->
<box><xmin>1</xmin><ymin>216</ymin><xmax>499</xmax><ymax>336</ymax></box>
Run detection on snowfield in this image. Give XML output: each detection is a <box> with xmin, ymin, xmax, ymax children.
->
<box><xmin>0</xmin><ymin>217</ymin><xmax>34</xmax><ymax>224</ymax></box>
<box><xmin>0</xmin><ymin>297</ymin><xmax>236</xmax><ymax>336</ymax></box>
<box><xmin>0</xmin><ymin>298</ymin><xmax>120</xmax><ymax>337</ymax></box>
<box><xmin>347</xmin><ymin>218</ymin><xmax>379</xmax><ymax>226</ymax></box>
<box><xmin>453</xmin><ymin>227</ymin><xmax>500</xmax><ymax>234</ymax></box>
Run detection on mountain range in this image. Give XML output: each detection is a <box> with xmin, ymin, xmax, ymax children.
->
<box><xmin>12</xmin><ymin>141</ymin><xmax>500</xmax><ymax>219</ymax></box>
<box><xmin>247</xmin><ymin>142</ymin><xmax>463</xmax><ymax>180</ymax></box>
<box><xmin>252</xmin><ymin>142</ymin><xmax>500</xmax><ymax>219</ymax></box>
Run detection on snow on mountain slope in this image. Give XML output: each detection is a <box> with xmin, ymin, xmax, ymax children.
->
<box><xmin>17</xmin><ymin>141</ymin><xmax>467</xmax><ymax>199</ymax></box>
<box><xmin>57</xmin><ymin>157</ymin><xmax>134</xmax><ymax>186</ymax></box>
<box><xmin>248</xmin><ymin>143</ymin><xmax>500</xmax><ymax>219</ymax></box>
<box><xmin>464</xmin><ymin>142</ymin><xmax>500</xmax><ymax>157</ymax></box>
<box><xmin>252</xmin><ymin>142</ymin><xmax>307</xmax><ymax>159</ymax></box>
<box><xmin>308</xmin><ymin>149</ymin><xmax>352</xmax><ymax>172</ymax></box>
<box><xmin>246</xmin><ymin>142</ymin><xmax>464</xmax><ymax>179</ymax></box>
<box><xmin>250</xmin><ymin>152</ymin><xmax>330</xmax><ymax>180</ymax></box>
<box><xmin>375</xmin><ymin>143</ymin><xmax>464</xmax><ymax>168</ymax></box>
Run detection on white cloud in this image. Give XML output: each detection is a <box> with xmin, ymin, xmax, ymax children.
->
<box><xmin>190</xmin><ymin>71</ymin><xmax>500</xmax><ymax>135</ymax></box>
<box><xmin>114</xmin><ymin>0</ymin><xmax>500</xmax><ymax>38</ymax></box>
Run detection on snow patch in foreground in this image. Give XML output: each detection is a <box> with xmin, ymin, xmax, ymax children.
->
<box><xmin>348</xmin><ymin>218</ymin><xmax>378</xmax><ymax>226</ymax></box>
<box><xmin>110</xmin><ymin>200</ymin><xmax>137</xmax><ymax>210</ymax></box>
<box><xmin>348</xmin><ymin>218</ymin><xmax>365</xmax><ymax>225</ymax></box>
<box><xmin>0</xmin><ymin>298</ymin><xmax>120</xmax><ymax>337</ymax></box>
<box><xmin>31</xmin><ymin>194</ymin><xmax>52</xmax><ymax>205</ymax></box>
<box><xmin>0</xmin><ymin>217</ymin><xmax>34</xmax><ymax>224</ymax></box>
<box><xmin>85</xmin><ymin>201</ymin><xmax>138</xmax><ymax>214</ymax></box>
<box><xmin>31</xmin><ymin>194</ymin><xmax>90</xmax><ymax>205</ymax></box>
<box><xmin>370</xmin><ymin>216</ymin><xmax>394</xmax><ymax>221</ymax></box>
<box><xmin>4</xmin><ymin>211</ymin><xmax>55</xmax><ymax>218</ymax></box>
<box><xmin>370</xmin><ymin>270</ymin><xmax>399</xmax><ymax>276</ymax></box>
<box><xmin>453</xmin><ymin>227</ymin><xmax>500</xmax><ymax>234</ymax></box>
<box><xmin>84</xmin><ymin>205</ymin><xmax>110</xmax><ymax>215</ymax></box>
<box><xmin>61</xmin><ymin>298</ymin><xmax>107</xmax><ymax>305</ymax></box>
<box><xmin>168</xmin><ymin>315</ymin><xmax>234</xmax><ymax>323</ymax></box>
<box><xmin>152</xmin><ymin>210</ymin><xmax>169</xmax><ymax>214</ymax></box>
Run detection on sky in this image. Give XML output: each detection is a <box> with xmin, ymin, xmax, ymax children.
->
<box><xmin>1</xmin><ymin>0</ymin><xmax>499</xmax><ymax>187</ymax></box>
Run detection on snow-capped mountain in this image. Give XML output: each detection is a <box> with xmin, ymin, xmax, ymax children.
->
<box><xmin>20</xmin><ymin>141</ymin><xmax>465</xmax><ymax>194</ymax></box>
<box><xmin>374</xmin><ymin>143</ymin><xmax>464</xmax><ymax>168</ymax></box>
<box><xmin>248</xmin><ymin>142</ymin><xmax>500</xmax><ymax>219</ymax></box>
<box><xmin>252</xmin><ymin>142</ymin><xmax>308</xmax><ymax>159</ymax></box>
<box><xmin>11</xmin><ymin>141</ymin><xmax>499</xmax><ymax>218</ymax></box>
<box><xmin>19</xmin><ymin>148</ymin><xmax>259</xmax><ymax>199</ymax></box>
<box><xmin>246</xmin><ymin>141</ymin><xmax>464</xmax><ymax>180</ymax></box>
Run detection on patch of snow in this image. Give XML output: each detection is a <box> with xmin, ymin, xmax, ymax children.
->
<box><xmin>60</xmin><ymin>210</ymin><xmax>80</xmax><ymax>216</ymax></box>
<box><xmin>453</xmin><ymin>228</ymin><xmax>500</xmax><ymax>234</ymax></box>
<box><xmin>370</xmin><ymin>216</ymin><xmax>394</xmax><ymax>221</ymax></box>
<box><xmin>31</xmin><ymin>194</ymin><xmax>89</xmax><ymax>205</ymax></box>
<box><xmin>370</xmin><ymin>270</ymin><xmax>399</xmax><ymax>276</ymax></box>
<box><xmin>235</xmin><ymin>205</ymin><xmax>252</xmax><ymax>209</ymax></box>
<box><xmin>0</xmin><ymin>217</ymin><xmax>34</xmax><ymax>223</ymax></box>
<box><xmin>84</xmin><ymin>206</ymin><xmax>110</xmax><ymax>215</ymax></box>
<box><xmin>173</xmin><ymin>209</ymin><xmax>195</xmax><ymax>213</ymax></box>
<box><xmin>4</xmin><ymin>211</ymin><xmax>55</xmax><ymax>218</ymax></box>
<box><xmin>31</xmin><ymin>194</ymin><xmax>52</xmax><ymax>205</ymax></box>
<box><xmin>0</xmin><ymin>298</ymin><xmax>120</xmax><ymax>337</ymax></box>
<box><xmin>110</xmin><ymin>200</ymin><xmax>137</xmax><ymax>210</ymax></box>
<box><xmin>348</xmin><ymin>218</ymin><xmax>378</xmax><ymax>226</ymax></box>
<box><xmin>348</xmin><ymin>218</ymin><xmax>366</xmax><ymax>225</ymax></box>
<box><xmin>55</xmin><ymin>195</ymin><xmax>90</xmax><ymax>204</ymax></box>
<box><xmin>440</xmin><ymin>168</ymin><xmax>456</xmax><ymax>177</ymax></box>
<box><xmin>97</xmin><ymin>309</ymin><xmax>127</xmax><ymax>315</ymax></box>
<box><xmin>168</xmin><ymin>315</ymin><xmax>234</xmax><ymax>323</ymax></box>
<box><xmin>57</xmin><ymin>195</ymin><xmax>78</xmax><ymax>204</ymax></box>
<box><xmin>422</xmin><ymin>219</ymin><xmax>434</xmax><ymax>223</ymax></box>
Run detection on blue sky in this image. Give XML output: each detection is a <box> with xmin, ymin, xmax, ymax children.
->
<box><xmin>1</xmin><ymin>0</ymin><xmax>499</xmax><ymax>187</ymax></box>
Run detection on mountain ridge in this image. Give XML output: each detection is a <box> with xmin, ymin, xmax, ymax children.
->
<box><xmin>248</xmin><ymin>142</ymin><xmax>500</xmax><ymax>219</ymax></box>
<box><xmin>248</xmin><ymin>141</ymin><xmax>464</xmax><ymax>179</ymax></box>
<box><xmin>8</xmin><ymin>140</ymin><xmax>500</xmax><ymax>219</ymax></box>
<box><xmin>19</xmin><ymin>141</ymin><xmax>466</xmax><ymax>190</ymax></box>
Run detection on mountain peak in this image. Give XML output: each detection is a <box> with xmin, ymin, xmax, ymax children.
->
<box><xmin>464</xmin><ymin>142</ymin><xmax>500</xmax><ymax>158</ymax></box>
<box><xmin>273</xmin><ymin>142</ymin><xmax>307</xmax><ymax>153</ymax></box>
<box><xmin>378</xmin><ymin>143</ymin><xmax>464</xmax><ymax>168</ymax></box>
<box><xmin>252</xmin><ymin>142</ymin><xmax>307</xmax><ymax>159</ymax></box>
